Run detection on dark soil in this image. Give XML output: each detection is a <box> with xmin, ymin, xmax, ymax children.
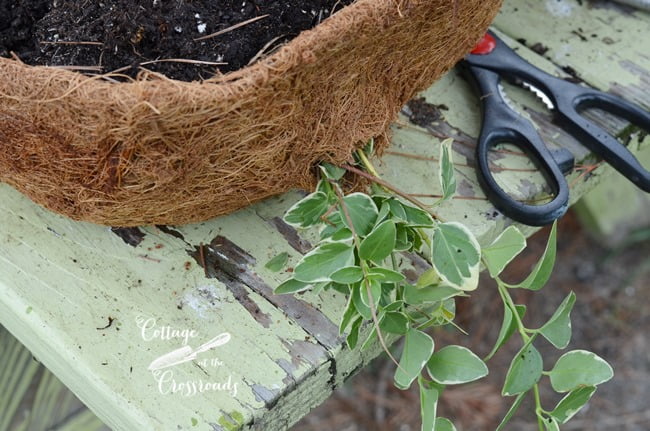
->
<box><xmin>0</xmin><ymin>0</ymin><xmax>353</xmax><ymax>81</ymax></box>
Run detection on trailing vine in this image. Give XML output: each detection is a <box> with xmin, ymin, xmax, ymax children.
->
<box><xmin>271</xmin><ymin>140</ymin><xmax>613</xmax><ymax>431</ymax></box>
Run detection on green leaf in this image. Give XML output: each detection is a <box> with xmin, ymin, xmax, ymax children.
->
<box><xmin>404</xmin><ymin>285</ymin><xmax>460</xmax><ymax>305</ymax></box>
<box><xmin>316</xmin><ymin>178</ymin><xmax>336</xmax><ymax>202</ymax></box>
<box><xmin>485</xmin><ymin>304</ymin><xmax>526</xmax><ymax>361</ymax></box>
<box><xmin>542</xmin><ymin>416</ymin><xmax>560</xmax><ymax>431</ymax></box>
<box><xmin>416</xmin><ymin>268</ymin><xmax>441</xmax><ymax>288</ymax></box>
<box><xmin>439</xmin><ymin>138</ymin><xmax>457</xmax><ymax>201</ymax></box>
<box><xmin>511</xmin><ymin>221</ymin><xmax>557</xmax><ymax>290</ymax></box>
<box><xmin>502</xmin><ymin>343</ymin><xmax>543</xmax><ymax>396</ymax></box>
<box><xmin>265</xmin><ymin>252</ymin><xmax>289</xmax><ymax>272</ymax></box>
<box><xmin>352</xmin><ymin>283</ymin><xmax>372</xmax><ymax>320</ymax></box>
<box><xmin>387</xmin><ymin>198</ymin><xmax>408</xmax><ymax>220</ymax></box>
<box><xmin>359</xmin><ymin>220</ymin><xmax>397</xmax><ymax>263</ymax></box>
<box><xmin>482</xmin><ymin>226</ymin><xmax>527</xmax><ymax>277</ymax></box>
<box><xmin>402</xmin><ymin>203</ymin><xmax>435</xmax><ymax>228</ymax></box>
<box><xmin>275</xmin><ymin>278</ymin><xmax>311</xmax><ymax>294</ymax></box>
<box><xmin>360</xmin><ymin>280</ymin><xmax>381</xmax><ymax>310</ymax></box>
<box><xmin>539</xmin><ymin>292</ymin><xmax>576</xmax><ymax>349</ymax></box>
<box><xmin>431</xmin><ymin>222</ymin><xmax>481</xmax><ymax>291</ymax></box>
<box><xmin>496</xmin><ymin>392</ymin><xmax>527</xmax><ymax>431</ymax></box>
<box><xmin>330</xmin><ymin>266</ymin><xmax>364</xmax><ymax>284</ymax></box>
<box><xmin>550</xmin><ymin>386</ymin><xmax>596</xmax><ymax>424</ymax></box>
<box><xmin>329</xmin><ymin>228</ymin><xmax>353</xmax><ymax>242</ymax></box>
<box><xmin>340</xmin><ymin>193</ymin><xmax>378</xmax><ymax>237</ymax></box>
<box><xmin>395</xmin><ymin>224</ymin><xmax>413</xmax><ymax>251</ymax></box>
<box><xmin>360</xmin><ymin>325</ymin><xmax>378</xmax><ymax>351</ymax></box>
<box><xmin>293</xmin><ymin>242</ymin><xmax>355</xmax><ymax>283</ymax></box>
<box><xmin>380</xmin><ymin>311</ymin><xmax>409</xmax><ymax>335</ymax></box>
<box><xmin>434</xmin><ymin>418</ymin><xmax>457</xmax><ymax>431</ymax></box>
<box><xmin>385</xmin><ymin>301</ymin><xmax>404</xmax><ymax>313</ymax></box>
<box><xmin>367</xmin><ymin>267</ymin><xmax>405</xmax><ymax>283</ymax></box>
<box><xmin>283</xmin><ymin>191</ymin><xmax>330</xmax><ymax>228</ymax></box>
<box><xmin>376</xmin><ymin>201</ymin><xmax>391</xmax><ymax>225</ymax></box>
<box><xmin>426</xmin><ymin>345</ymin><xmax>488</xmax><ymax>385</ymax></box>
<box><xmin>319</xmin><ymin>213</ymin><xmax>344</xmax><ymax>239</ymax></box>
<box><xmin>418</xmin><ymin>377</ymin><xmax>439</xmax><ymax>431</ymax></box>
<box><xmin>394</xmin><ymin>329</ymin><xmax>435</xmax><ymax>390</ymax></box>
<box><xmin>549</xmin><ymin>350</ymin><xmax>613</xmax><ymax>393</ymax></box>
<box><xmin>339</xmin><ymin>294</ymin><xmax>359</xmax><ymax>334</ymax></box>
<box><xmin>346</xmin><ymin>317</ymin><xmax>363</xmax><ymax>350</ymax></box>
<box><xmin>319</xmin><ymin>163</ymin><xmax>346</xmax><ymax>180</ymax></box>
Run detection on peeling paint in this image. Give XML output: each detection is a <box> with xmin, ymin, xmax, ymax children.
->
<box><xmin>189</xmin><ymin>235</ymin><xmax>341</xmax><ymax>349</ymax></box>
<box><xmin>111</xmin><ymin>227</ymin><xmax>146</xmax><ymax>247</ymax></box>
<box><xmin>267</xmin><ymin>217</ymin><xmax>312</xmax><ymax>254</ymax></box>
<box><xmin>181</xmin><ymin>284</ymin><xmax>228</xmax><ymax>318</ymax></box>
<box><xmin>545</xmin><ymin>0</ymin><xmax>574</xmax><ymax>17</ymax></box>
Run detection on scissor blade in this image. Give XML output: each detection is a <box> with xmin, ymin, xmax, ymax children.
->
<box><xmin>497</xmin><ymin>83</ymin><xmax>518</xmax><ymax>112</ymax></box>
<box><xmin>522</xmin><ymin>82</ymin><xmax>555</xmax><ymax>110</ymax></box>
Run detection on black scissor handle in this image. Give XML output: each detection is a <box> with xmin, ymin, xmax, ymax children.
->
<box><xmin>470</xmin><ymin>66</ymin><xmax>571</xmax><ymax>226</ymax></box>
<box><xmin>552</xmin><ymin>84</ymin><xmax>650</xmax><ymax>191</ymax></box>
<box><xmin>467</xmin><ymin>31</ymin><xmax>650</xmax><ymax>193</ymax></box>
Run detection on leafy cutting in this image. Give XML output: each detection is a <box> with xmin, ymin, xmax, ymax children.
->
<box><xmin>274</xmin><ymin>140</ymin><xmax>612</xmax><ymax>431</ymax></box>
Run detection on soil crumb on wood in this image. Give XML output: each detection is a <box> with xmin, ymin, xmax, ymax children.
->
<box><xmin>1</xmin><ymin>0</ymin><xmax>353</xmax><ymax>81</ymax></box>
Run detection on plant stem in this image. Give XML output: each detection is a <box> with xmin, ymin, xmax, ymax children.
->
<box><xmin>534</xmin><ymin>384</ymin><xmax>545</xmax><ymax>431</ymax></box>
<box><xmin>343</xmin><ymin>163</ymin><xmax>443</xmax><ymax>222</ymax></box>
<box><xmin>496</xmin><ymin>279</ymin><xmax>530</xmax><ymax>342</ymax></box>
<box><xmin>331</xmin><ymin>181</ymin><xmax>403</xmax><ymax>371</ymax></box>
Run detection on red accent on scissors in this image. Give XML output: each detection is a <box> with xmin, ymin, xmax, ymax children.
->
<box><xmin>471</xmin><ymin>33</ymin><xmax>497</xmax><ymax>55</ymax></box>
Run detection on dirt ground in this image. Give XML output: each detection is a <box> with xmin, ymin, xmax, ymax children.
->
<box><xmin>293</xmin><ymin>211</ymin><xmax>650</xmax><ymax>431</ymax></box>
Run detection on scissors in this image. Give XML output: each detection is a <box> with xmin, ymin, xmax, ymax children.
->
<box><xmin>462</xmin><ymin>31</ymin><xmax>650</xmax><ymax>226</ymax></box>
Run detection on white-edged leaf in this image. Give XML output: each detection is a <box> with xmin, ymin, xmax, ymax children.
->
<box><xmin>404</xmin><ymin>285</ymin><xmax>460</xmax><ymax>305</ymax></box>
<box><xmin>359</xmin><ymin>220</ymin><xmax>396</xmax><ymax>263</ymax></box>
<box><xmin>380</xmin><ymin>311</ymin><xmax>409</xmax><ymax>335</ymax></box>
<box><xmin>367</xmin><ymin>267</ymin><xmax>405</xmax><ymax>283</ymax></box>
<box><xmin>275</xmin><ymin>279</ymin><xmax>311</xmax><ymax>294</ymax></box>
<box><xmin>542</xmin><ymin>416</ymin><xmax>560</xmax><ymax>431</ymax></box>
<box><xmin>351</xmin><ymin>283</ymin><xmax>372</xmax><ymax>320</ymax></box>
<box><xmin>539</xmin><ymin>292</ymin><xmax>576</xmax><ymax>349</ymax></box>
<box><xmin>416</xmin><ymin>268</ymin><xmax>441</xmax><ymax>288</ymax></box>
<box><xmin>431</xmin><ymin>222</ymin><xmax>481</xmax><ymax>291</ymax></box>
<box><xmin>439</xmin><ymin>138</ymin><xmax>457</xmax><ymax>201</ymax></box>
<box><xmin>330</xmin><ymin>266</ymin><xmax>364</xmax><ymax>284</ymax></box>
<box><xmin>482</xmin><ymin>226</ymin><xmax>527</xmax><ymax>277</ymax></box>
<box><xmin>340</xmin><ymin>193</ymin><xmax>378</xmax><ymax>237</ymax></box>
<box><xmin>434</xmin><ymin>418</ymin><xmax>457</xmax><ymax>431</ymax></box>
<box><xmin>550</xmin><ymin>386</ymin><xmax>596</xmax><ymax>424</ymax></box>
<box><xmin>496</xmin><ymin>392</ymin><xmax>527</xmax><ymax>431</ymax></box>
<box><xmin>502</xmin><ymin>343</ymin><xmax>543</xmax><ymax>396</ymax></box>
<box><xmin>339</xmin><ymin>294</ymin><xmax>358</xmax><ymax>334</ymax></box>
<box><xmin>402</xmin><ymin>203</ymin><xmax>435</xmax><ymax>228</ymax></box>
<box><xmin>360</xmin><ymin>280</ymin><xmax>381</xmax><ymax>310</ymax></box>
<box><xmin>418</xmin><ymin>377</ymin><xmax>439</xmax><ymax>431</ymax></box>
<box><xmin>319</xmin><ymin>163</ymin><xmax>346</xmax><ymax>180</ymax></box>
<box><xmin>485</xmin><ymin>304</ymin><xmax>526</xmax><ymax>361</ymax></box>
<box><xmin>511</xmin><ymin>221</ymin><xmax>557</xmax><ymax>290</ymax></box>
<box><xmin>394</xmin><ymin>329</ymin><xmax>435</xmax><ymax>389</ymax></box>
<box><xmin>549</xmin><ymin>350</ymin><xmax>613</xmax><ymax>393</ymax></box>
<box><xmin>426</xmin><ymin>345</ymin><xmax>488</xmax><ymax>385</ymax></box>
<box><xmin>293</xmin><ymin>242</ymin><xmax>354</xmax><ymax>283</ymax></box>
<box><xmin>346</xmin><ymin>317</ymin><xmax>363</xmax><ymax>350</ymax></box>
<box><xmin>283</xmin><ymin>191</ymin><xmax>330</xmax><ymax>228</ymax></box>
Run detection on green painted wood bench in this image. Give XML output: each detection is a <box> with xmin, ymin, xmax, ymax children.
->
<box><xmin>1</xmin><ymin>1</ymin><xmax>649</xmax><ymax>429</ymax></box>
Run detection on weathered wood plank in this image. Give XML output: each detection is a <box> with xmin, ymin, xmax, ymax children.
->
<box><xmin>0</xmin><ymin>2</ymin><xmax>648</xmax><ymax>430</ymax></box>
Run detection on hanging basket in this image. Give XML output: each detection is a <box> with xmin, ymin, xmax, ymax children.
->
<box><xmin>0</xmin><ymin>0</ymin><xmax>501</xmax><ymax>226</ymax></box>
